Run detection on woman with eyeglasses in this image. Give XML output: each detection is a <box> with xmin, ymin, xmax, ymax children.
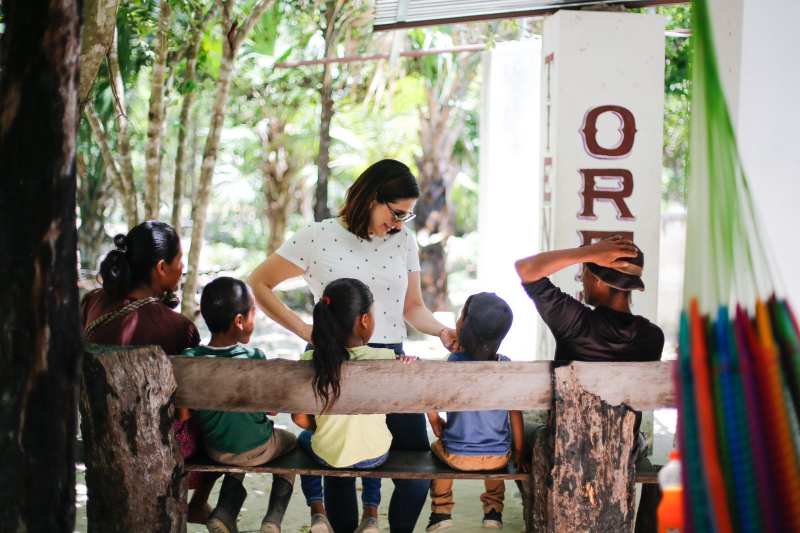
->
<box><xmin>250</xmin><ymin>158</ymin><xmax>457</xmax><ymax>533</ymax></box>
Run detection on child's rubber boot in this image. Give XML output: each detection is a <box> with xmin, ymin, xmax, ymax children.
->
<box><xmin>206</xmin><ymin>475</ymin><xmax>247</xmax><ymax>533</ymax></box>
<box><xmin>260</xmin><ymin>475</ymin><xmax>293</xmax><ymax>533</ymax></box>
<box><xmin>482</xmin><ymin>509</ymin><xmax>503</xmax><ymax>529</ymax></box>
<box><xmin>426</xmin><ymin>513</ymin><xmax>453</xmax><ymax>531</ymax></box>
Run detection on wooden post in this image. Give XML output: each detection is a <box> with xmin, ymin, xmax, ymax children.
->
<box><xmin>529</xmin><ymin>363</ymin><xmax>638</xmax><ymax>532</ymax></box>
<box><xmin>79</xmin><ymin>345</ymin><xmax>185</xmax><ymax>532</ymax></box>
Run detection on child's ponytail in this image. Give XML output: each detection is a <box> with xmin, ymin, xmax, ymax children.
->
<box><xmin>311</xmin><ymin>278</ymin><xmax>374</xmax><ymax>412</ymax></box>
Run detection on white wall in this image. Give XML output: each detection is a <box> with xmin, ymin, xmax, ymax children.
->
<box><xmin>478</xmin><ymin>39</ymin><xmax>542</xmax><ymax>361</ymax></box>
<box><xmin>710</xmin><ymin>0</ymin><xmax>800</xmax><ymax>306</ymax></box>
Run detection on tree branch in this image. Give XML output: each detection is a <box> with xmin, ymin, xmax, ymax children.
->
<box><xmin>233</xmin><ymin>0</ymin><xmax>273</xmax><ymax>50</ymax></box>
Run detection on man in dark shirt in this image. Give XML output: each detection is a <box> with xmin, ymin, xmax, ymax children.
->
<box><xmin>515</xmin><ymin>235</ymin><xmax>664</xmax><ymax>363</ymax></box>
<box><xmin>515</xmin><ymin>236</ymin><xmax>664</xmax><ymax>530</ymax></box>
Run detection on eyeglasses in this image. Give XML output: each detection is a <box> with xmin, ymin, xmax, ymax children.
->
<box><xmin>386</xmin><ymin>203</ymin><xmax>416</xmax><ymax>223</ymax></box>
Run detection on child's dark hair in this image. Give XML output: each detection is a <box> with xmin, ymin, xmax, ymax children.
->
<box><xmin>459</xmin><ymin>292</ymin><xmax>514</xmax><ymax>361</ymax></box>
<box><xmin>311</xmin><ymin>278</ymin><xmax>374</xmax><ymax>411</ymax></box>
<box><xmin>200</xmin><ymin>277</ymin><xmax>253</xmax><ymax>333</ymax></box>
<box><xmin>99</xmin><ymin>220</ymin><xmax>181</xmax><ymax>301</ymax></box>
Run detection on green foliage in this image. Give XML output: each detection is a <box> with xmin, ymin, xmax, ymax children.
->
<box><xmin>660</xmin><ymin>5</ymin><xmax>692</xmax><ymax>204</ymax></box>
<box><xmin>631</xmin><ymin>5</ymin><xmax>692</xmax><ymax>204</ymax></box>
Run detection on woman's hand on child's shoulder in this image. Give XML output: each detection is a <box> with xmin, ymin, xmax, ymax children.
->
<box><xmin>397</xmin><ymin>355</ymin><xmax>418</xmax><ymax>364</ymax></box>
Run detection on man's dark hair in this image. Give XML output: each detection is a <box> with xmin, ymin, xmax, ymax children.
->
<box><xmin>200</xmin><ymin>277</ymin><xmax>253</xmax><ymax>333</ymax></box>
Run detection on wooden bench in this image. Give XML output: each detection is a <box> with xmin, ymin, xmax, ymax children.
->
<box><xmin>78</xmin><ymin>345</ymin><xmax>674</xmax><ymax>532</ymax></box>
<box><xmin>184</xmin><ymin>441</ymin><xmax>660</xmax><ymax>484</ymax></box>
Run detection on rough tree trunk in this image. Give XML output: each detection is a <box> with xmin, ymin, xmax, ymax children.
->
<box><xmin>181</xmin><ymin>0</ymin><xmax>274</xmax><ymax>318</ymax></box>
<box><xmin>78</xmin><ymin>0</ymin><xmax>121</xmax><ymax>111</ymax></box>
<box><xmin>171</xmin><ymin>6</ymin><xmax>213</xmax><ymax>233</ymax></box>
<box><xmin>530</xmin><ymin>364</ymin><xmax>638</xmax><ymax>532</ymax></box>
<box><xmin>0</xmin><ymin>1</ymin><xmax>82</xmax><ymax>530</ymax></box>
<box><xmin>144</xmin><ymin>0</ymin><xmax>172</xmax><ymax>220</ymax></box>
<box><xmin>79</xmin><ymin>345</ymin><xmax>184</xmax><ymax>532</ymax></box>
<box><xmin>313</xmin><ymin>1</ymin><xmax>337</xmax><ymax>222</ymax></box>
<box><xmin>108</xmin><ymin>27</ymin><xmax>139</xmax><ymax>226</ymax></box>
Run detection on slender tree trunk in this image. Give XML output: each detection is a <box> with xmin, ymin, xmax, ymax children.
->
<box><xmin>78</xmin><ymin>0</ymin><xmax>121</xmax><ymax>111</ymax></box>
<box><xmin>262</xmin><ymin>119</ymin><xmax>296</xmax><ymax>255</ymax></box>
<box><xmin>85</xmin><ymin>104</ymin><xmax>138</xmax><ymax>228</ymax></box>
<box><xmin>172</xmin><ymin>6</ymin><xmax>213</xmax><ymax>234</ymax></box>
<box><xmin>77</xmin><ymin>153</ymin><xmax>113</xmax><ymax>270</ymax></box>
<box><xmin>181</xmin><ymin>0</ymin><xmax>273</xmax><ymax>317</ymax></box>
<box><xmin>108</xmin><ymin>28</ymin><xmax>139</xmax><ymax>225</ymax></box>
<box><xmin>0</xmin><ymin>1</ymin><xmax>82</xmax><ymax>530</ymax></box>
<box><xmin>314</xmin><ymin>2</ymin><xmax>337</xmax><ymax>222</ymax></box>
<box><xmin>413</xmin><ymin>58</ymin><xmax>477</xmax><ymax>310</ymax></box>
<box><xmin>414</xmin><ymin>150</ymin><xmax>453</xmax><ymax>311</ymax></box>
<box><xmin>144</xmin><ymin>0</ymin><xmax>172</xmax><ymax>220</ymax></box>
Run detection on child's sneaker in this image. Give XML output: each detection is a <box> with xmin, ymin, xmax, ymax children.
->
<box><xmin>354</xmin><ymin>515</ymin><xmax>380</xmax><ymax>533</ymax></box>
<box><xmin>482</xmin><ymin>509</ymin><xmax>503</xmax><ymax>529</ymax></box>
<box><xmin>309</xmin><ymin>513</ymin><xmax>334</xmax><ymax>533</ymax></box>
<box><xmin>426</xmin><ymin>513</ymin><xmax>453</xmax><ymax>531</ymax></box>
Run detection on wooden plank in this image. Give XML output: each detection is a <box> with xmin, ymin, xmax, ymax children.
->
<box><xmin>172</xmin><ymin>358</ymin><xmax>674</xmax><ymax>413</ymax></box>
<box><xmin>185</xmin><ymin>449</ymin><xmax>526</xmax><ymax>480</ymax></box>
<box><xmin>172</xmin><ymin>358</ymin><xmax>552</xmax><ymax>414</ymax></box>
<box><xmin>184</xmin><ymin>448</ymin><xmax>660</xmax><ymax>483</ymax></box>
<box><xmin>570</xmin><ymin>361</ymin><xmax>676</xmax><ymax>410</ymax></box>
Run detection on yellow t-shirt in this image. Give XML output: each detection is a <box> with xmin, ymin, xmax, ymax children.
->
<box><xmin>301</xmin><ymin>345</ymin><xmax>395</xmax><ymax>467</ymax></box>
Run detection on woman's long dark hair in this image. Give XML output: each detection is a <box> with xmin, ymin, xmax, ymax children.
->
<box><xmin>339</xmin><ymin>159</ymin><xmax>420</xmax><ymax>240</ymax></box>
<box><xmin>98</xmin><ymin>220</ymin><xmax>180</xmax><ymax>301</ymax></box>
<box><xmin>311</xmin><ymin>278</ymin><xmax>374</xmax><ymax>412</ymax></box>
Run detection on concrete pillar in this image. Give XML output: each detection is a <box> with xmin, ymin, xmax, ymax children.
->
<box><xmin>478</xmin><ymin>39</ymin><xmax>542</xmax><ymax>360</ymax></box>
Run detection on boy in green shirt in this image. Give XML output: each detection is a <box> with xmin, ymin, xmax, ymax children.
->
<box><xmin>183</xmin><ymin>277</ymin><xmax>295</xmax><ymax>533</ymax></box>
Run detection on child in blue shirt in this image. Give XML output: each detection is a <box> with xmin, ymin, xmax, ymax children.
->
<box><xmin>425</xmin><ymin>292</ymin><xmax>527</xmax><ymax>531</ymax></box>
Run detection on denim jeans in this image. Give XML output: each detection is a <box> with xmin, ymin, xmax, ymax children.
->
<box><xmin>321</xmin><ymin>342</ymin><xmax>431</xmax><ymax>533</ymax></box>
<box><xmin>297</xmin><ymin>430</ymin><xmax>386</xmax><ymax>508</ymax></box>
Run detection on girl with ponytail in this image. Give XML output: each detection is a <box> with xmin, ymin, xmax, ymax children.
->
<box><xmin>292</xmin><ymin>278</ymin><xmax>416</xmax><ymax>533</ymax></box>
<box><xmin>80</xmin><ymin>220</ymin><xmax>216</xmax><ymax>524</ymax></box>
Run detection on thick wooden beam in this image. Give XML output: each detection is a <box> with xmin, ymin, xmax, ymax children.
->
<box><xmin>569</xmin><ymin>361</ymin><xmax>675</xmax><ymax>410</ymax></box>
<box><xmin>80</xmin><ymin>345</ymin><xmax>185</xmax><ymax>532</ymax></box>
<box><xmin>171</xmin><ymin>358</ymin><xmax>674</xmax><ymax>414</ymax></box>
<box><xmin>172</xmin><ymin>358</ymin><xmax>552</xmax><ymax>414</ymax></box>
<box><xmin>532</xmin><ymin>364</ymin><xmax>640</xmax><ymax>532</ymax></box>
